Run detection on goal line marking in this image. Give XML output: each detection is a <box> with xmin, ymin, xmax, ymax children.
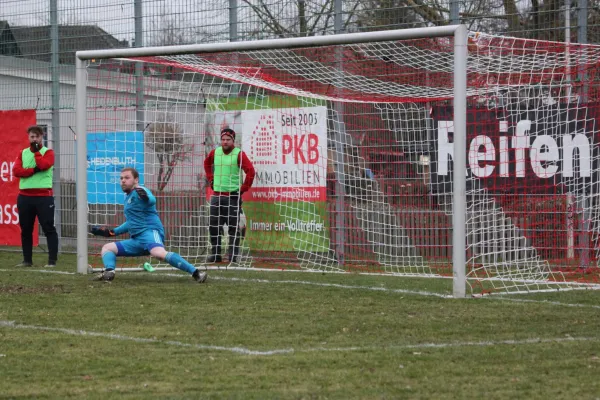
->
<box><xmin>1</xmin><ymin>320</ymin><xmax>597</xmax><ymax>356</ymax></box>
<box><xmin>2</xmin><ymin>269</ymin><xmax>600</xmax><ymax>311</ymax></box>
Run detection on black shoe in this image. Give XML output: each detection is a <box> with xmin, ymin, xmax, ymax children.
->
<box><xmin>192</xmin><ymin>269</ymin><xmax>208</xmax><ymax>283</ymax></box>
<box><xmin>96</xmin><ymin>270</ymin><xmax>115</xmax><ymax>282</ymax></box>
<box><xmin>44</xmin><ymin>262</ymin><xmax>57</xmax><ymax>268</ymax></box>
<box><xmin>206</xmin><ymin>255</ymin><xmax>222</xmax><ymax>263</ymax></box>
<box><xmin>15</xmin><ymin>261</ymin><xmax>33</xmax><ymax>267</ymax></box>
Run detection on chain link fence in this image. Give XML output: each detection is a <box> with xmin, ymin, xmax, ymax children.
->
<box><xmin>0</xmin><ymin>0</ymin><xmax>596</xmax><ymax>253</ymax></box>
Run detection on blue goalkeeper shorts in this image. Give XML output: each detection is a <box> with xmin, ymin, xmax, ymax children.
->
<box><xmin>115</xmin><ymin>229</ymin><xmax>165</xmax><ymax>257</ymax></box>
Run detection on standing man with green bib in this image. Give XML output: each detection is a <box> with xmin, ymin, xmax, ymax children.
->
<box><xmin>13</xmin><ymin>126</ymin><xmax>59</xmax><ymax>267</ymax></box>
<box><xmin>204</xmin><ymin>128</ymin><xmax>255</xmax><ymax>263</ymax></box>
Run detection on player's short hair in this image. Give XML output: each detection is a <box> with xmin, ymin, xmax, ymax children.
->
<box><xmin>27</xmin><ymin>125</ymin><xmax>45</xmax><ymax>136</ymax></box>
<box><xmin>121</xmin><ymin>167</ymin><xmax>139</xmax><ymax>179</ymax></box>
<box><xmin>220</xmin><ymin>128</ymin><xmax>236</xmax><ymax>141</ymax></box>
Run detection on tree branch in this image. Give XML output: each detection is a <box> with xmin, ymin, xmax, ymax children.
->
<box><xmin>343</xmin><ymin>0</ymin><xmax>363</xmax><ymax>30</ymax></box>
<box><xmin>260</xmin><ymin>1</ymin><xmax>292</xmax><ymax>36</ymax></box>
<box><xmin>157</xmin><ymin>153</ymin><xmax>165</xmax><ymax>191</ymax></box>
<box><xmin>503</xmin><ymin>0</ymin><xmax>522</xmax><ymax>34</ymax></box>
<box><xmin>319</xmin><ymin>0</ymin><xmax>336</xmax><ymax>35</ymax></box>
<box><xmin>404</xmin><ymin>0</ymin><xmax>445</xmax><ymax>25</ymax></box>
<box><xmin>241</xmin><ymin>0</ymin><xmax>290</xmax><ymax>38</ymax></box>
<box><xmin>307</xmin><ymin>0</ymin><xmax>333</xmax><ymax>34</ymax></box>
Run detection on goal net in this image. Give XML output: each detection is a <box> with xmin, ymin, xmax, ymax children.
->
<box><xmin>79</xmin><ymin>28</ymin><xmax>600</xmax><ymax>296</ymax></box>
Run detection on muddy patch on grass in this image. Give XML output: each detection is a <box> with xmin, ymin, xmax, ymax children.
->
<box><xmin>0</xmin><ymin>285</ymin><xmax>70</xmax><ymax>294</ymax></box>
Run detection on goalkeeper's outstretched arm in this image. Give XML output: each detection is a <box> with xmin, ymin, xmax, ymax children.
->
<box><xmin>90</xmin><ymin>222</ymin><xmax>129</xmax><ymax>237</ymax></box>
<box><xmin>113</xmin><ymin>222</ymin><xmax>129</xmax><ymax>235</ymax></box>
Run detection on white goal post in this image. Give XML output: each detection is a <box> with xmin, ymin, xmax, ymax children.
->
<box><xmin>76</xmin><ymin>25</ymin><xmax>600</xmax><ymax>297</ymax></box>
<box><xmin>76</xmin><ymin>25</ymin><xmax>468</xmax><ymax>296</ymax></box>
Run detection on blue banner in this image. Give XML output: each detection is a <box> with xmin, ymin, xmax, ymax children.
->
<box><xmin>87</xmin><ymin>131</ymin><xmax>145</xmax><ymax>204</ymax></box>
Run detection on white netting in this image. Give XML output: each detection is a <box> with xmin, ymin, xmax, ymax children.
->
<box><xmin>84</xmin><ymin>31</ymin><xmax>600</xmax><ymax>295</ymax></box>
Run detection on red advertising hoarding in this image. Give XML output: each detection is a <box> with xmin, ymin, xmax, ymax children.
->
<box><xmin>0</xmin><ymin>110</ymin><xmax>37</xmax><ymax>246</ymax></box>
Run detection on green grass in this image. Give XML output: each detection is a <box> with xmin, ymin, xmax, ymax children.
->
<box><xmin>1</xmin><ymin>251</ymin><xmax>599</xmax><ymax>399</ymax></box>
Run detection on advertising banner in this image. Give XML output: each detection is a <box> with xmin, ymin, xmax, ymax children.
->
<box><xmin>0</xmin><ymin>110</ymin><xmax>37</xmax><ymax>245</ymax></box>
<box><xmin>242</xmin><ymin>106</ymin><xmax>328</xmax><ymax>202</ymax></box>
<box><xmin>87</xmin><ymin>131</ymin><xmax>145</xmax><ymax>204</ymax></box>
<box><xmin>430</xmin><ymin>106</ymin><xmax>597</xmax><ymax>195</ymax></box>
<box><xmin>206</xmin><ymin>98</ymin><xmax>330</xmax><ymax>252</ymax></box>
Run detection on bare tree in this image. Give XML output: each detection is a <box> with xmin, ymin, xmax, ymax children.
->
<box><xmin>353</xmin><ymin>0</ymin><xmax>521</xmax><ymax>32</ymax></box>
<box><xmin>354</xmin><ymin>0</ymin><xmax>424</xmax><ymax>30</ymax></box>
<box><xmin>241</xmin><ymin>0</ymin><xmax>362</xmax><ymax>38</ymax></box>
<box><xmin>239</xmin><ymin>0</ymin><xmax>585</xmax><ymax>41</ymax></box>
<box><xmin>145</xmin><ymin>115</ymin><xmax>192</xmax><ymax>192</ymax></box>
<box><xmin>520</xmin><ymin>0</ymin><xmax>568</xmax><ymax>40</ymax></box>
<box><xmin>147</xmin><ymin>6</ymin><xmax>194</xmax><ymax>46</ymax></box>
<box><xmin>240</xmin><ymin>0</ymin><xmax>506</xmax><ymax>38</ymax></box>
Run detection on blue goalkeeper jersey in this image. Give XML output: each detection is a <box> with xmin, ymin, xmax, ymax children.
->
<box><xmin>113</xmin><ymin>186</ymin><xmax>164</xmax><ymax>238</ymax></box>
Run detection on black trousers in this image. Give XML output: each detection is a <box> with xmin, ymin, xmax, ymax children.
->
<box><xmin>209</xmin><ymin>194</ymin><xmax>242</xmax><ymax>257</ymax></box>
<box><xmin>17</xmin><ymin>195</ymin><xmax>59</xmax><ymax>264</ymax></box>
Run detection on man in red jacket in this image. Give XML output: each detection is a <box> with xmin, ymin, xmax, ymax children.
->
<box><xmin>13</xmin><ymin>126</ymin><xmax>58</xmax><ymax>268</ymax></box>
<box><xmin>203</xmin><ymin>128</ymin><xmax>255</xmax><ymax>264</ymax></box>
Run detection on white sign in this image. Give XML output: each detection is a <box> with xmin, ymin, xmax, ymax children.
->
<box><xmin>242</xmin><ymin>106</ymin><xmax>328</xmax><ymax>190</ymax></box>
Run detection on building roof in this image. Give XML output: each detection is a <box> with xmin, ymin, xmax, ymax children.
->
<box><xmin>0</xmin><ymin>21</ymin><xmax>129</xmax><ymax>64</ymax></box>
<box><xmin>0</xmin><ymin>20</ymin><xmax>20</xmax><ymax>57</ymax></box>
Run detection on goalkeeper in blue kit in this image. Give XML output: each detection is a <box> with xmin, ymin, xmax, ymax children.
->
<box><xmin>90</xmin><ymin>167</ymin><xmax>207</xmax><ymax>283</ymax></box>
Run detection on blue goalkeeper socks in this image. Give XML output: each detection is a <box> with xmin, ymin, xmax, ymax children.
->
<box><xmin>102</xmin><ymin>252</ymin><xmax>117</xmax><ymax>271</ymax></box>
<box><xmin>165</xmin><ymin>252</ymin><xmax>196</xmax><ymax>274</ymax></box>
<box><xmin>102</xmin><ymin>251</ymin><xmax>195</xmax><ymax>274</ymax></box>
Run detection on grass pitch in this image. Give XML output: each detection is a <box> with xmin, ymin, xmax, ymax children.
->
<box><xmin>0</xmin><ymin>250</ymin><xmax>599</xmax><ymax>399</ymax></box>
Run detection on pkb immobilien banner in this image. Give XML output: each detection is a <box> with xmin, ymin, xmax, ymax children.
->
<box><xmin>206</xmin><ymin>98</ymin><xmax>329</xmax><ymax>253</ymax></box>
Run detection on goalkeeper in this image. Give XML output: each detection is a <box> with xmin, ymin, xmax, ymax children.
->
<box><xmin>90</xmin><ymin>167</ymin><xmax>207</xmax><ymax>283</ymax></box>
<box><xmin>203</xmin><ymin>128</ymin><xmax>255</xmax><ymax>263</ymax></box>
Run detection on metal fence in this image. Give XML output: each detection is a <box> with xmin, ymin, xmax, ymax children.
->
<box><xmin>0</xmin><ymin>0</ymin><xmax>596</xmax><ymax>255</ymax></box>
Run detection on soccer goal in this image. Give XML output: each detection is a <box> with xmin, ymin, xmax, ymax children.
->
<box><xmin>75</xmin><ymin>25</ymin><xmax>600</xmax><ymax>297</ymax></box>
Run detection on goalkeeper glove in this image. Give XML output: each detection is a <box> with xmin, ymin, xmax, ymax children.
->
<box><xmin>90</xmin><ymin>226</ymin><xmax>115</xmax><ymax>237</ymax></box>
<box><xmin>29</xmin><ymin>142</ymin><xmax>40</xmax><ymax>153</ymax></box>
<box><xmin>134</xmin><ymin>187</ymin><xmax>149</xmax><ymax>201</ymax></box>
<box><xmin>33</xmin><ymin>166</ymin><xmax>41</xmax><ymax>173</ymax></box>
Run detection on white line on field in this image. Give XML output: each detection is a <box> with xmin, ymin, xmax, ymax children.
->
<box><xmin>0</xmin><ymin>320</ymin><xmax>597</xmax><ymax>356</ymax></box>
<box><xmin>198</xmin><ymin>275</ymin><xmax>600</xmax><ymax>310</ymax></box>
<box><xmin>302</xmin><ymin>336</ymin><xmax>600</xmax><ymax>353</ymax></box>
<box><xmin>0</xmin><ymin>320</ymin><xmax>292</xmax><ymax>356</ymax></box>
<box><xmin>3</xmin><ymin>269</ymin><xmax>600</xmax><ymax>310</ymax></box>
<box><xmin>491</xmin><ymin>297</ymin><xmax>600</xmax><ymax>310</ymax></box>
<box><xmin>0</xmin><ymin>268</ymin><xmax>75</xmax><ymax>275</ymax></box>
<box><xmin>206</xmin><ymin>275</ymin><xmax>453</xmax><ymax>298</ymax></box>
<box><xmin>0</xmin><ymin>269</ymin><xmax>449</xmax><ymax>297</ymax></box>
